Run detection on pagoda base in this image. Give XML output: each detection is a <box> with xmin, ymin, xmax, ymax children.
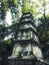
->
<box><xmin>8</xmin><ymin>59</ymin><xmax>47</xmax><ymax>65</ymax></box>
<box><xmin>8</xmin><ymin>59</ymin><xmax>35</xmax><ymax>65</ymax></box>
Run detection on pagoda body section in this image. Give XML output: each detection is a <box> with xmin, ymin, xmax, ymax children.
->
<box><xmin>15</xmin><ymin>12</ymin><xmax>39</xmax><ymax>43</ymax></box>
<box><xmin>8</xmin><ymin>12</ymin><xmax>43</xmax><ymax>60</ymax></box>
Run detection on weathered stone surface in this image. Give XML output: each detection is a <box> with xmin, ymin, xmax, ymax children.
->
<box><xmin>8</xmin><ymin>12</ymin><xmax>44</xmax><ymax>65</ymax></box>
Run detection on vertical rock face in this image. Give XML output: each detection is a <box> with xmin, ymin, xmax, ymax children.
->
<box><xmin>8</xmin><ymin>12</ymin><xmax>43</xmax><ymax>61</ymax></box>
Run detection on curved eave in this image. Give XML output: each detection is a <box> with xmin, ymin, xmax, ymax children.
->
<box><xmin>16</xmin><ymin>27</ymin><xmax>38</xmax><ymax>36</ymax></box>
<box><xmin>12</xmin><ymin>38</ymin><xmax>41</xmax><ymax>48</ymax></box>
<box><xmin>20</xmin><ymin>15</ymin><xmax>33</xmax><ymax>21</ymax></box>
<box><xmin>22</xmin><ymin>12</ymin><xmax>33</xmax><ymax>18</ymax></box>
<box><xmin>18</xmin><ymin>21</ymin><xmax>37</xmax><ymax>29</ymax></box>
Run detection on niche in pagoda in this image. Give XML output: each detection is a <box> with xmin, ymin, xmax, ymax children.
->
<box><xmin>8</xmin><ymin>12</ymin><xmax>43</xmax><ymax>61</ymax></box>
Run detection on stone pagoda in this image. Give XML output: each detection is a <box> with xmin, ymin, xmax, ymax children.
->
<box><xmin>8</xmin><ymin>12</ymin><xmax>43</xmax><ymax>63</ymax></box>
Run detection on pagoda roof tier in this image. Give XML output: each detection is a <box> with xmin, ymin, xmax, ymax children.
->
<box><xmin>16</xmin><ymin>27</ymin><xmax>38</xmax><ymax>36</ymax></box>
<box><xmin>20</xmin><ymin>15</ymin><xmax>33</xmax><ymax>21</ymax></box>
<box><xmin>18</xmin><ymin>21</ymin><xmax>37</xmax><ymax>29</ymax></box>
<box><xmin>22</xmin><ymin>12</ymin><xmax>32</xmax><ymax>15</ymax></box>
<box><xmin>21</xmin><ymin>12</ymin><xmax>33</xmax><ymax>18</ymax></box>
<box><xmin>13</xmin><ymin>38</ymin><xmax>41</xmax><ymax>48</ymax></box>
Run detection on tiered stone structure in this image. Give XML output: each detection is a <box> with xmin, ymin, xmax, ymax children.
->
<box><xmin>8</xmin><ymin>12</ymin><xmax>43</xmax><ymax>65</ymax></box>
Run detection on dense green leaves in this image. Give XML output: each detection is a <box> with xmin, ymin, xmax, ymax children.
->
<box><xmin>37</xmin><ymin>17</ymin><xmax>49</xmax><ymax>44</ymax></box>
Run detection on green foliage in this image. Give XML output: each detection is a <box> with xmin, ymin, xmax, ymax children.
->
<box><xmin>0</xmin><ymin>24</ymin><xmax>5</xmax><ymax>40</ymax></box>
<box><xmin>5</xmin><ymin>39</ymin><xmax>12</xmax><ymax>45</ymax></box>
<box><xmin>37</xmin><ymin>17</ymin><xmax>49</xmax><ymax>44</ymax></box>
<box><xmin>0</xmin><ymin>41</ymin><xmax>7</xmax><ymax>55</ymax></box>
<box><xmin>22</xmin><ymin>0</ymin><xmax>30</xmax><ymax>13</ymax></box>
<box><xmin>0</xmin><ymin>0</ymin><xmax>8</xmax><ymax>19</ymax></box>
